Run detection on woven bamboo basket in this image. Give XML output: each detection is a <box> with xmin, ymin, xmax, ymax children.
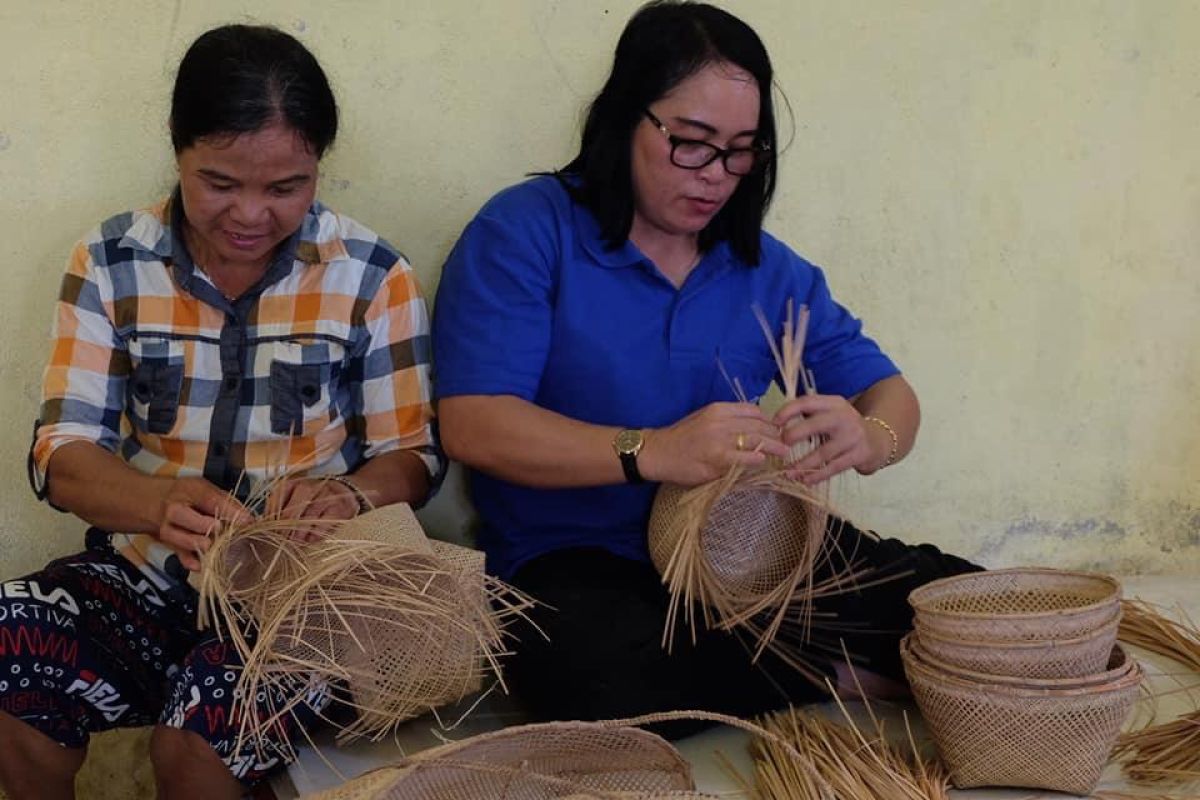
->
<box><xmin>901</xmin><ymin>633</ymin><xmax>1142</xmax><ymax>794</ymax></box>
<box><xmin>912</xmin><ymin>613</ymin><xmax>1121</xmax><ymax>679</ymax></box>
<box><xmin>908</xmin><ymin>567</ymin><xmax>1121</xmax><ymax>642</ymax></box>
<box><xmin>907</xmin><ymin>633</ymin><xmax>1137</xmax><ymax>691</ymax></box>
<box><xmin>303</xmin><ymin>720</ymin><xmax>714</xmax><ymax>800</ymax></box>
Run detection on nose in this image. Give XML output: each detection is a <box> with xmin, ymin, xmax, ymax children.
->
<box><xmin>229</xmin><ymin>192</ymin><xmax>268</xmax><ymax>226</ymax></box>
<box><xmin>696</xmin><ymin>155</ymin><xmax>729</xmax><ymax>184</ymax></box>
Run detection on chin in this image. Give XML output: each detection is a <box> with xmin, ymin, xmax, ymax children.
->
<box><xmin>221</xmin><ymin>247</ymin><xmax>273</xmax><ymax>266</ymax></box>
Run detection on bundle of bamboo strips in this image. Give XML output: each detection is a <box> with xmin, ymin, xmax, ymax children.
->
<box><xmin>734</xmin><ymin>680</ymin><xmax>949</xmax><ymax>800</ymax></box>
<box><xmin>1115</xmin><ymin>710</ymin><xmax>1200</xmax><ymax>785</ymax></box>
<box><xmin>196</xmin><ymin>491</ymin><xmax>535</xmax><ymax>761</ymax></box>
<box><xmin>1119</xmin><ymin>599</ymin><xmax>1200</xmax><ymax>673</ymax></box>
<box><xmin>1114</xmin><ymin>599</ymin><xmax>1200</xmax><ymax>787</ymax></box>
<box><xmin>648</xmin><ymin>301</ymin><xmax>873</xmax><ymax>673</ymax></box>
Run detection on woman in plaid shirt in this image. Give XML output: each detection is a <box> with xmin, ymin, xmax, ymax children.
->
<box><xmin>1</xmin><ymin>25</ymin><xmax>439</xmax><ymax>798</ymax></box>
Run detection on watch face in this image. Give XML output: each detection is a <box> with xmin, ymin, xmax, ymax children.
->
<box><xmin>614</xmin><ymin>428</ymin><xmax>643</xmax><ymax>455</ymax></box>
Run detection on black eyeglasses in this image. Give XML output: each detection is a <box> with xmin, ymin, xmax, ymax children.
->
<box><xmin>643</xmin><ymin>108</ymin><xmax>771</xmax><ymax>176</ymax></box>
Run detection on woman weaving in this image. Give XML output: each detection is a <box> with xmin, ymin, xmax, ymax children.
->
<box><xmin>0</xmin><ymin>25</ymin><xmax>438</xmax><ymax>799</ymax></box>
<box><xmin>434</xmin><ymin>0</ymin><xmax>979</xmax><ymax>730</ymax></box>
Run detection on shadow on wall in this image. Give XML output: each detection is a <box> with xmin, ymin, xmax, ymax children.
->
<box><xmin>414</xmin><ymin>460</ymin><xmax>478</xmax><ymax>548</ymax></box>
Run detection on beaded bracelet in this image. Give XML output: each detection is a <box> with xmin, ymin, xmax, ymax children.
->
<box><xmin>328</xmin><ymin>475</ymin><xmax>372</xmax><ymax>514</ymax></box>
<box><xmin>863</xmin><ymin>416</ymin><xmax>899</xmax><ymax>469</ymax></box>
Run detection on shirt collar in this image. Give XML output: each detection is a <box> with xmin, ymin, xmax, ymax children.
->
<box><xmin>566</xmin><ymin>180</ymin><xmax>737</xmax><ymax>280</ymax></box>
<box><xmin>572</xmin><ymin>199</ymin><xmax>645</xmax><ymax>270</ymax></box>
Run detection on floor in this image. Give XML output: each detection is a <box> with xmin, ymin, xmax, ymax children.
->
<box><xmin>274</xmin><ymin>575</ymin><xmax>1198</xmax><ymax>799</ymax></box>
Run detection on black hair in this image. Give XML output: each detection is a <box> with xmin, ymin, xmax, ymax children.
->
<box><xmin>560</xmin><ymin>1</ymin><xmax>777</xmax><ymax>265</ymax></box>
<box><xmin>170</xmin><ymin>24</ymin><xmax>338</xmax><ymax>157</ymax></box>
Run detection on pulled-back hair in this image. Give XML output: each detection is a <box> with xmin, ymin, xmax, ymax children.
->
<box><xmin>561</xmin><ymin>1</ymin><xmax>777</xmax><ymax>264</ymax></box>
<box><xmin>170</xmin><ymin>24</ymin><xmax>338</xmax><ymax>157</ymax></box>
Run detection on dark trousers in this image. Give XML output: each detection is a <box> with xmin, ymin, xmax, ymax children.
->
<box><xmin>505</xmin><ymin>518</ymin><xmax>981</xmax><ymax>738</ymax></box>
<box><xmin>0</xmin><ymin>534</ymin><xmax>330</xmax><ymax>786</ymax></box>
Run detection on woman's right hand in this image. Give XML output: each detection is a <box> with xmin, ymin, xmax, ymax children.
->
<box><xmin>638</xmin><ymin>402</ymin><xmax>791</xmax><ymax>487</ymax></box>
<box><xmin>156</xmin><ymin>478</ymin><xmax>253</xmax><ymax>571</ymax></box>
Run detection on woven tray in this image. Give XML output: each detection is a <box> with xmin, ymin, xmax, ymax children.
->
<box><xmin>901</xmin><ymin>634</ymin><xmax>1142</xmax><ymax>794</ymax></box>
<box><xmin>904</xmin><ymin>632</ymin><xmax>1136</xmax><ymax>692</ymax></box>
<box><xmin>913</xmin><ymin>613</ymin><xmax>1120</xmax><ymax>679</ymax></box>
<box><xmin>908</xmin><ymin>567</ymin><xmax>1121</xmax><ymax>641</ymax></box>
<box><xmin>305</xmin><ymin>719</ymin><xmax>709</xmax><ymax>800</ymax></box>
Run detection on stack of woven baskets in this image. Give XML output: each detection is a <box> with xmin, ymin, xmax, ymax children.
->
<box><xmin>901</xmin><ymin>567</ymin><xmax>1143</xmax><ymax>795</ymax></box>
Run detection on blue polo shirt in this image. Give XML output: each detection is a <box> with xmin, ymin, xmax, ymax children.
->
<box><xmin>434</xmin><ymin>176</ymin><xmax>898</xmax><ymax>579</ymax></box>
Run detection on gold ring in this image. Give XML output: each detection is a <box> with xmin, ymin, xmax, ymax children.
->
<box><xmin>735</xmin><ymin>433</ymin><xmax>747</xmax><ymax>451</ymax></box>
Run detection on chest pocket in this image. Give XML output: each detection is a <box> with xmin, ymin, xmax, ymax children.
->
<box><xmin>126</xmin><ymin>336</ymin><xmax>186</xmax><ymax>435</ymax></box>
<box><xmin>268</xmin><ymin>338</ymin><xmax>346</xmax><ymax>436</ymax></box>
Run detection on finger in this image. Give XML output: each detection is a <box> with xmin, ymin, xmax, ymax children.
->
<box><xmin>189</xmin><ymin>485</ymin><xmax>252</xmax><ymax>525</ymax></box>
<box><xmin>280</xmin><ymin>481</ymin><xmax>324</xmax><ymax>520</ymax></box>
<box><xmin>710</xmin><ymin>401</ymin><xmax>775</xmax><ymax>422</ymax></box>
<box><xmin>160</xmin><ymin>525</ymin><xmax>210</xmax><ymax>557</ymax></box>
<box><xmin>774</xmin><ymin>394</ymin><xmax>847</xmax><ymax>426</ymax></box>
<box><xmin>287</xmin><ymin>527</ymin><xmax>323</xmax><ymax>543</ymax></box>
<box><xmin>305</xmin><ymin>484</ymin><xmax>347</xmax><ymax>518</ymax></box>
<box><xmin>800</xmin><ymin>451</ymin><xmax>858</xmax><ymax>485</ymax></box>
<box><xmin>266</xmin><ymin>480</ymin><xmax>299</xmax><ymax>519</ymax></box>
<box><xmin>164</xmin><ymin>503</ymin><xmax>220</xmax><ymax>539</ymax></box>
<box><xmin>735</xmin><ymin>434</ymin><xmax>791</xmax><ymax>461</ymax></box>
<box><xmin>214</xmin><ymin>494</ymin><xmax>254</xmax><ymax>526</ymax></box>
<box><xmin>315</xmin><ymin>492</ymin><xmax>357</xmax><ymax>522</ymax></box>
<box><xmin>177</xmin><ymin>551</ymin><xmax>202</xmax><ymax>572</ymax></box>
<box><xmin>733</xmin><ymin>450</ymin><xmax>772</xmax><ymax>469</ymax></box>
<box><xmin>788</xmin><ymin>435</ymin><xmax>851</xmax><ymax>475</ymax></box>
<box><xmin>780</xmin><ymin>414</ymin><xmax>836</xmax><ymax>448</ymax></box>
<box><xmin>743</xmin><ymin>418</ymin><xmax>785</xmax><ymax>443</ymax></box>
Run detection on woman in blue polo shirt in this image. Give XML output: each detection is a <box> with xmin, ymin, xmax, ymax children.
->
<box><xmin>434</xmin><ymin>0</ymin><xmax>978</xmax><ymax>730</ymax></box>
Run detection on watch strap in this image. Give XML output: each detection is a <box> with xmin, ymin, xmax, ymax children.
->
<box><xmin>619</xmin><ymin>450</ymin><xmax>644</xmax><ymax>484</ymax></box>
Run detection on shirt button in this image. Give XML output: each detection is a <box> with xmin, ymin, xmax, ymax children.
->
<box><xmin>213</xmin><ymin>443</ymin><xmax>228</xmax><ymax>458</ymax></box>
<box><xmin>222</xmin><ymin>376</ymin><xmax>240</xmax><ymax>393</ymax></box>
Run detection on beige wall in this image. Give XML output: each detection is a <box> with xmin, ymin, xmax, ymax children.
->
<box><xmin>1</xmin><ymin>0</ymin><xmax>1197</xmax><ymax>577</ymax></box>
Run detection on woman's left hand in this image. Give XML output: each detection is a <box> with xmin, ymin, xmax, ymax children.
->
<box><xmin>265</xmin><ymin>477</ymin><xmax>362</xmax><ymax>542</ymax></box>
<box><xmin>773</xmin><ymin>394</ymin><xmax>881</xmax><ymax>485</ymax></box>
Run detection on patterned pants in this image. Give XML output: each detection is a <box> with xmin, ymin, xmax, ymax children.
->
<box><xmin>0</xmin><ymin>531</ymin><xmax>330</xmax><ymax>786</ymax></box>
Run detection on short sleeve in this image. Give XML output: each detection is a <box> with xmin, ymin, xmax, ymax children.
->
<box><xmin>355</xmin><ymin>260</ymin><xmax>443</xmax><ymax>482</ymax></box>
<box><xmin>433</xmin><ymin>184</ymin><xmax>561</xmax><ymax>401</ymax></box>
<box><xmin>787</xmin><ymin>249</ymin><xmax>900</xmax><ymax>398</ymax></box>
<box><xmin>33</xmin><ymin>238</ymin><xmax>128</xmax><ymax>487</ymax></box>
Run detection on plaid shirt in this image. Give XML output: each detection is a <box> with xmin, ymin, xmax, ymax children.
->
<box><xmin>30</xmin><ymin>195</ymin><xmax>442</xmax><ymax>584</ymax></box>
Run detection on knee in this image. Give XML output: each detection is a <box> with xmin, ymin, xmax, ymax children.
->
<box><xmin>149</xmin><ymin>725</ymin><xmax>231</xmax><ymax>782</ymax></box>
<box><xmin>0</xmin><ymin>710</ymin><xmax>85</xmax><ymax>790</ymax></box>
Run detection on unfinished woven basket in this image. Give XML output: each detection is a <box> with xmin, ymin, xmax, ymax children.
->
<box><xmin>644</xmin><ymin>302</ymin><xmax>871</xmax><ymax>666</ymax></box>
<box><xmin>647</xmin><ymin>469</ymin><xmax>834</xmax><ymax>637</ymax></box>
<box><xmin>303</xmin><ymin>720</ymin><xmax>714</xmax><ymax>800</ymax></box>
<box><xmin>913</xmin><ymin>613</ymin><xmax>1121</xmax><ymax>679</ymax></box>
<box><xmin>199</xmin><ymin>502</ymin><xmax>534</xmax><ymax>750</ymax></box>
<box><xmin>901</xmin><ymin>633</ymin><xmax>1142</xmax><ymax>794</ymax></box>
<box><xmin>908</xmin><ymin>567</ymin><xmax>1121</xmax><ymax>642</ymax></box>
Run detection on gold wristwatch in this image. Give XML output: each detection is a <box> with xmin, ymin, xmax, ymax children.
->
<box><xmin>612</xmin><ymin>428</ymin><xmax>645</xmax><ymax>484</ymax></box>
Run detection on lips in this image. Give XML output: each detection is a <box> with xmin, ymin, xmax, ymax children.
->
<box><xmin>685</xmin><ymin>196</ymin><xmax>721</xmax><ymax>215</ymax></box>
<box><xmin>224</xmin><ymin>230</ymin><xmax>267</xmax><ymax>249</ymax></box>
